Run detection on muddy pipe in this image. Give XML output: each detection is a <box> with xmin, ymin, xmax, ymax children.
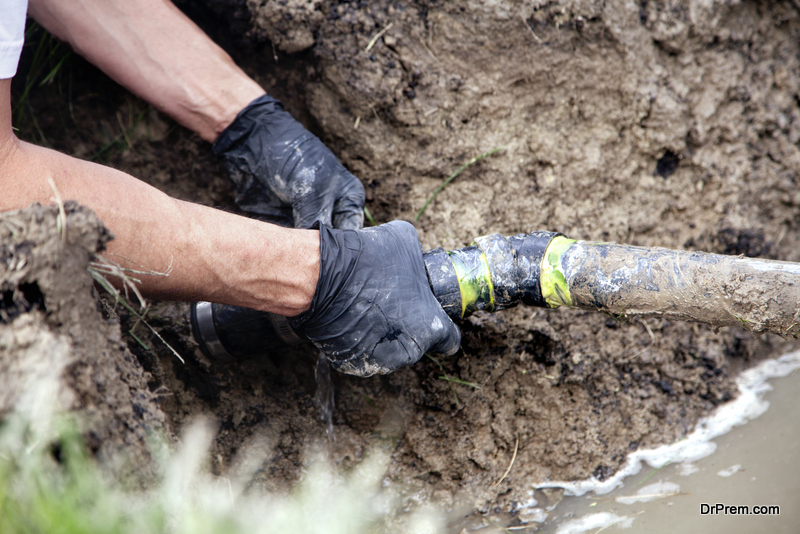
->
<box><xmin>191</xmin><ymin>232</ymin><xmax>800</xmax><ymax>361</ymax></box>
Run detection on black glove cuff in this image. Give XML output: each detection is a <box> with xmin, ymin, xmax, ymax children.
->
<box><xmin>212</xmin><ymin>94</ymin><xmax>287</xmax><ymax>155</ymax></box>
<box><xmin>289</xmin><ymin>223</ymin><xmax>359</xmax><ymax>334</ymax></box>
<box><xmin>288</xmin><ymin>222</ymin><xmax>324</xmax><ymax>334</ymax></box>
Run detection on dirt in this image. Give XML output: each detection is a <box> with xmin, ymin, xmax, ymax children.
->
<box><xmin>0</xmin><ymin>203</ymin><xmax>166</xmax><ymax>485</ymax></box>
<box><xmin>8</xmin><ymin>0</ymin><xmax>800</xmax><ymax>523</ymax></box>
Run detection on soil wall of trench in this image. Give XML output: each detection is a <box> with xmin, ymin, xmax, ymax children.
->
<box><xmin>8</xmin><ymin>0</ymin><xmax>800</xmax><ymax>517</ymax></box>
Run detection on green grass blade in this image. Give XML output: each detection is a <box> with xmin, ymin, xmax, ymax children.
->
<box><xmin>128</xmin><ymin>330</ymin><xmax>152</xmax><ymax>353</ymax></box>
<box><xmin>89</xmin><ymin>107</ymin><xmax>149</xmax><ymax>162</ymax></box>
<box><xmin>636</xmin><ymin>460</ymin><xmax>671</xmax><ymax>486</ymax></box>
<box><xmin>39</xmin><ymin>51</ymin><xmax>69</xmax><ymax>87</ymax></box>
<box><xmin>438</xmin><ymin>376</ymin><xmax>481</xmax><ymax>388</ymax></box>
<box><xmin>363</xmin><ymin>206</ymin><xmax>377</xmax><ymax>227</ymax></box>
<box><xmin>13</xmin><ymin>30</ymin><xmax>49</xmax><ymax>124</ymax></box>
<box><xmin>415</xmin><ymin>146</ymin><xmax>505</xmax><ymax>221</ymax></box>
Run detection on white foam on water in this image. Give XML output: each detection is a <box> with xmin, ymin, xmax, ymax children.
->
<box><xmin>716</xmin><ymin>464</ymin><xmax>742</xmax><ymax>477</ymax></box>
<box><xmin>554</xmin><ymin>512</ymin><xmax>635</xmax><ymax>534</ymax></box>
<box><xmin>677</xmin><ymin>463</ymin><xmax>699</xmax><ymax>476</ymax></box>
<box><xmin>518</xmin><ymin>506</ymin><xmax>548</xmax><ymax>524</ymax></box>
<box><xmin>519</xmin><ymin>350</ymin><xmax>800</xmax><ymax>519</ymax></box>
<box><xmin>614</xmin><ymin>481</ymin><xmax>681</xmax><ymax>504</ymax></box>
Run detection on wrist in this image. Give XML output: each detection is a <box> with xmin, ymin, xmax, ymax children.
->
<box><xmin>211</xmin><ymin>94</ymin><xmax>288</xmax><ymax>155</ymax></box>
<box><xmin>205</xmin><ymin>85</ymin><xmax>267</xmax><ymax>142</ymax></box>
<box><xmin>285</xmin><ymin>228</ymin><xmax>321</xmax><ymax>316</ymax></box>
<box><xmin>178</xmin><ymin>201</ymin><xmax>319</xmax><ymax>315</ymax></box>
<box><xmin>245</xmin><ymin>225</ymin><xmax>319</xmax><ymax>317</ymax></box>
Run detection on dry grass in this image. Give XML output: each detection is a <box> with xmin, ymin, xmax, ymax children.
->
<box><xmin>88</xmin><ymin>255</ymin><xmax>184</xmax><ymax>363</ymax></box>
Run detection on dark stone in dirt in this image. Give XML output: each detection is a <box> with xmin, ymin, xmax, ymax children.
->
<box><xmin>717</xmin><ymin>227</ymin><xmax>774</xmax><ymax>258</ymax></box>
<box><xmin>0</xmin><ymin>281</ymin><xmax>44</xmax><ymax>322</ymax></box>
<box><xmin>592</xmin><ymin>464</ymin><xmax>615</xmax><ymax>482</ymax></box>
<box><xmin>656</xmin><ymin>150</ymin><xmax>680</xmax><ymax>178</ymax></box>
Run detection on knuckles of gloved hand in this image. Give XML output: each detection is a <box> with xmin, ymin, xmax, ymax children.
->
<box><xmin>290</xmin><ymin>221</ymin><xmax>461</xmax><ymax>377</ymax></box>
<box><xmin>213</xmin><ymin>94</ymin><xmax>365</xmax><ymax>231</ymax></box>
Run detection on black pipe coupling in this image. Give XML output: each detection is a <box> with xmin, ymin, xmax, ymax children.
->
<box><xmin>422</xmin><ymin>231</ymin><xmax>562</xmax><ymax>320</ymax></box>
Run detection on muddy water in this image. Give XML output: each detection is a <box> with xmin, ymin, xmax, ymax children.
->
<box><xmin>535</xmin><ymin>353</ymin><xmax>800</xmax><ymax>533</ymax></box>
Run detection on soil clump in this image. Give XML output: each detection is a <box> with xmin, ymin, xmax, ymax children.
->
<box><xmin>0</xmin><ymin>204</ymin><xmax>166</xmax><ymax>484</ymax></box>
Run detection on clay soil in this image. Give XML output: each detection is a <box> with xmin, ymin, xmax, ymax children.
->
<box><xmin>6</xmin><ymin>0</ymin><xmax>800</xmax><ymax>524</ymax></box>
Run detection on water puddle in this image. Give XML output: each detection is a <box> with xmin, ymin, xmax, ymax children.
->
<box><xmin>521</xmin><ymin>350</ymin><xmax>800</xmax><ymax>533</ymax></box>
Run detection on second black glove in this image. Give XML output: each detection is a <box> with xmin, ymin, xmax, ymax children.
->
<box><xmin>213</xmin><ymin>94</ymin><xmax>365</xmax><ymax>230</ymax></box>
<box><xmin>290</xmin><ymin>221</ymin><xmax>461</xmax><ymax>377</ymax></box>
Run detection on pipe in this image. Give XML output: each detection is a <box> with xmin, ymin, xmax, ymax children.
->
<box><xmin>543</xmin><ymin>237</ymin><xmax>800</xmax><ymax>336</ymax></box>
<box><xmin>191</xmin><ymin>232</ymin><xmax>800</xmax><ymax>360</ymax></box>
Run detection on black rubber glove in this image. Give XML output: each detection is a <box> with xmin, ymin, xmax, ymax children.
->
<box><xmin>290</xmin><ymin>221</ymin><xmax>461</xmax><ymax>377</ymax></box>
<box><xmin>213</xmin><ymin>94</ymin><xmax>365</xmax><ymax>230</ymax></box>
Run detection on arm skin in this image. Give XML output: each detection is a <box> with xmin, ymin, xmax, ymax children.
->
<box><xmin>28</xmin><ymin>0</ymin><xmax>266</xmax><ymax>143</ymax></box>
<box><xmin>3</xmin><ymin>0</ymin><xmax>321</xmax><ymax>314</ymax></box>
<box><xmin>0</xmin><ymin>79</ymin><xmax>319</xmax><ymax>316</ymax></box>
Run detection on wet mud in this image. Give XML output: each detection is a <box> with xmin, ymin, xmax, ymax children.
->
<box><xmin>8</xmin><ymin>0</ymin><xmax>800</xmax><ymax>519</ymax></box>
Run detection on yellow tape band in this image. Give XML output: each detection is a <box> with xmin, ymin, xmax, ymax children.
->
<box><xmin>448</xmin><ymin>249</ymin><xmax>494</xmax><ymax>318</ymax></box>
<box><xmin>540</xmin><ymin>236</ymin><xmax>576</xmax><ymax>308</ymax></box>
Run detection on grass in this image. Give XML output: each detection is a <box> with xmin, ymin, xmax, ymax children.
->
<box><xmin>13</xmin><ymin>22</ymin><xmax>73</xmax><ymax>145</ymax></box>
<box><xmin>415</xmin><ymin>147</ymin><xmax>505</xmax><ymax>221</ymax></box>
<box><xmin>437</xmin><ymin>376</ymin><xmax>481</xmax><ymax>388</ymax></box>
<box><xmin>636</xmin><ymin>460</ymin><xmax>671</xmax><ymax>487</ymax></box>
<box><xmin>13</xmin><ymin>23</ymin><xmax>152</xmax><ymax>163</ymax></box>
<box><xmin>47</xmin><ymin>177</ymin><xmax>67</xmax><ymax>241</ymax></box>
<box><xmin>88</xmin><ymin>255</ymin><xmax>184</xmax><ymax>363</ymax></box>
<box><xmin>0</xmin><ymin>414</ymin><xmax>445</xmax><ymax>534</ymax></box>
<box><xmin>364</xmin><ymin>206</ymin><xmax>377</xmax><ymax>227</ymax></box>
<box><xmin>426</xmin><ymin>355</ymin><xmax>481</xmax><ymax>408</ymax></box>
<box><xmin>89</xmin><ymin>106</ymin><xmax>150</xmax><ymax>162</ymax></box>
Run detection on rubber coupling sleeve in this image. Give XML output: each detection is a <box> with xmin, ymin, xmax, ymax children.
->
<box><xmin>422</xmin><ymin>247</ymin><xmax>462</xmax><ymax>320</ymax></box>
<box><xmin>508</xmin><ymin>231</ymin><xmax>563</xmax><ymax>307</ymax></box>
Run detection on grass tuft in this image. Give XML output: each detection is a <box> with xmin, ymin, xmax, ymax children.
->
<box><xmin>426</xmin><ymin>354</ymin><xmax>482</xmax><ymax>409</ymax></box>
<box><xmin>13</xmin><ymin>22</ymin><xmax>72</xmax><ymax>129</ymax></box>
<box><xmin>437</xmin><ymin>376</ymin><xmax>481</xmax><ymax>388</ymax></box>
<box><xmin>89</xmin><ymin>107</ymin><xmax>150</xmax><ymax>162</ymax></box>
<box><xmin>88</xmin><ymin>256</ymin><xmax>184</xmax><ymax>363</ymax></box>
<box><xmin>0</xmin><ymin>413</ymin><xmax>445</xmax><ymax>534</ymax></box>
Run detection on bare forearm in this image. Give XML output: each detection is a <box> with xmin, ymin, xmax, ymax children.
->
<box><xmin>28</xmin><ymin>0</ymin><xmax>265</xmax><ymax>142</ymax></box>
<box><xmin>0</xmin><ymin>138</ymin><xmax>319</xmax><ymax>315</ymax></box>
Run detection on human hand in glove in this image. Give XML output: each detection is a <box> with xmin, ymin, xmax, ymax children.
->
<box><xmin>213</xmin><ymin>94</ymin><xmax>366</xmax><ymax>230</ymax></box>
<box><xmin>290</xmin><ymin>221</ymin><xmax>461</xmax><ymax>377</ymax></box>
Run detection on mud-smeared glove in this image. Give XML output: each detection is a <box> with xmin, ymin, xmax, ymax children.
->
<box><xmin>290</xmin><ymin>221</ymin><xmax>461</xmax><ymax>377</ymax></box>
<box><xmin>213</xmin><ymin>94</ymin><xmax>365</xmax><ymax>230</ymax></box>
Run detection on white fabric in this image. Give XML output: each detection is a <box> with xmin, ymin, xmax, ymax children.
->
<box><xmin>0</xmin><ymin>0</ymin><xmax>29</xmax><ymax>79</ymax></box>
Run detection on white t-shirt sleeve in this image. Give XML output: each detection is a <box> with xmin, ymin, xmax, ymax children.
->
<box><xmin>0</xmin><ymin>0</ymin><xmax>29</xmax><ymax>79</ymax></box>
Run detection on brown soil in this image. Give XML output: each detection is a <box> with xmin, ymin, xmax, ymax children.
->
<box><xmin>0</xmin><ymin>204</ymin><xmax>166</xmax><ymax>485</ymax></box>
<box><xmin>8</xmin><ymin>0</ymin><xmax>800</xmax><ymax>523</ymax></box>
